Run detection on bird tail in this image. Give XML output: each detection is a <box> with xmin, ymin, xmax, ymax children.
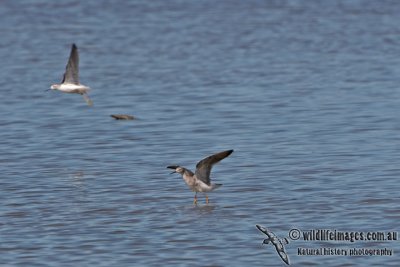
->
<box><xmin>212</xmin><ymin>184</ymin><xmax>223</xmax><ymax>190</ymax></box>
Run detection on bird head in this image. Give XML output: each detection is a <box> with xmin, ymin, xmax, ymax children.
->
<box><xmin>49</xmin><ymin>84</ymin><xmax>59</xmax><ymax>90</ymax></box>
<box><xmin>167</xmin><ymin>165</ymin><xmax>184</xmax><ymax>174</ymax></box>
<box><xmin>262</xmin><ymin>238</ymin><xmax>270</xmax><ymax>245</ymax></box>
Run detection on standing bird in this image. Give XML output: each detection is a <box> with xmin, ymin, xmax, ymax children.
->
<box><xmin>167</xmin><ymin>149</ymin><xmax>233</xmax><ymax>204</ymax></box>
<box><xmin>49</xmin><ymin>44</ymin><xmax>93</xmax><ymax>106</ymax></box>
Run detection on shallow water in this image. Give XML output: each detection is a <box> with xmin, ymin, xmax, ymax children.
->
<box><xmin>0</xmin><ymin>0</ymin><xmax>399</xmax><ymax>266</ymax></box>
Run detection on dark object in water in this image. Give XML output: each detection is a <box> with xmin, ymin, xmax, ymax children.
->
<box><xmin>111</xmin><ymin>114</ymin><xmax>135</xmax><ymax>120</ymax></box>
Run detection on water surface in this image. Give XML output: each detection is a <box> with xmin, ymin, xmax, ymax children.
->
<box><xmin>0</xmin><ymin>1</ymin><xmax>399</xmax><ymax>266</ymax></box>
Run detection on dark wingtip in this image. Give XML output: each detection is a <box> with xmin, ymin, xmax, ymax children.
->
<box><xmin>223</xmin><ymin>149</ymin><xmax>234</xmax><ymax>157</ymax></box>
<box><xmin>72</xmin><ymin>43</ymin><xmax>77</xmax><ymax>48</ymax></box>
<box><xmin>255</xmin><ymin>224</ymin><xmax>267</xmax><ymax>233</ymax></box>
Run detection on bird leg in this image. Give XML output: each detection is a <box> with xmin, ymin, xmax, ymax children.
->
<box><xmin>193</xmin><ymin>193</ymin><xmax>198</xmax><ymax>205</ymax></box>
<box><xmin>82</xmin><ymin>93</ymin><xmax>93</xmax><ymax>106</ymax></box>
<box><xmin>206</xmin><ymin>194</ymin><xmax>209</xmax><ymax>204</ymax></box>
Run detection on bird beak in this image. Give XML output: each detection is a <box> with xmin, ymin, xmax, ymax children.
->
<box><xmin>45</xmin><ymin>89</ymin><xmax>51</xmax><ymax>92</ymax></box>
<box><xmin>167</xmin><ymin>165</ymin><xmax>178</xmax><ymax>174</ymax></box>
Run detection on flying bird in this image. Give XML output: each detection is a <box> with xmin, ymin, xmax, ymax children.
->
<box><xmin>256</xmin><ymin>224</ymin><xmax>290</xmax><ymax>265</ymax></box>
<box><xmin>167</xmin><ymin>149</ymin><xmax>233</xmax><ymax>204</ymax></box>
<box><xmin>49</xmin><ymin>44</ymin><xmax>93</xmax><ymax>106</ymax></box>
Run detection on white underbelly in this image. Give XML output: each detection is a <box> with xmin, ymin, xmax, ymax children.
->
<box><xmin>195</xmin><ymin>180</ymin><xmax>213</xmax><ymax>192</ymax></box>
<box><xmin>59</xmin><ymin>84</ymin><xmax>90</xmax><ymax>93</ymax></box>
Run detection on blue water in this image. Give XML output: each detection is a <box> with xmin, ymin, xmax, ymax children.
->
<box><xmin>0</xmin><ymin>0</ymin><xmax>399</xmax><ymax>266</ymax></box>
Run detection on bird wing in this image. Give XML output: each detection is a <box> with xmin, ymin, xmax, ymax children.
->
<box><xmin>275</xmin><ymin>246</ymin><xmax>289</xmax><ymax>265</ymax></box>
<box><xmin>62</xmin><ymin>44</ymin><xmax>79</xmax><ymax>84</ymax></box>
<box><xmin>195</xmin><ymin>149</ymin><xmax>233</xmax><ymax>185</ymax></box>
<box><xmin>256</xmin><ymin>224</ymin><xmax>272</xmax><ymax>238</ymax></box>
